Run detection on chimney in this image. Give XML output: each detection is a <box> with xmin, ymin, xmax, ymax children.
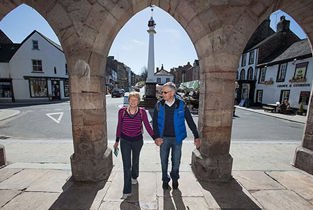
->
<box><xmin>277</xmin><ymin>16</ymin><xmax>290</xmax><ymax>32</ymax></box>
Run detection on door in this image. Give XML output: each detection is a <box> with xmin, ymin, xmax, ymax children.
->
<box><xmin>51</xmin><ymin>80</ymin><xmax>61</xmax><ymax>100</ymax></box>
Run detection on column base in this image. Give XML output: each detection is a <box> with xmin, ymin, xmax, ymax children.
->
<box><xmin>0</xmin><ymin>144</ymin><xmax>6</xmax><ymax>167</ymax></box>
<box><xmin>293</xmin><ymin>146</ymin><xmax>313</xmax><ymax>175</ymax></box>
<box><xmin>191</xmin><ymin>149</ymin><xmax>233</xmax><ymax>182</ymax></box>
<box><xmin>71</xmin><ymin>148</ymin><xmax>113</xmax><ymax>182</ymax></box>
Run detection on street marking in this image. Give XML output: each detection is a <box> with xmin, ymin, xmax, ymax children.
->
<box><xmin>46</xmin><ymin>112</ymin><xmax>64</xmax><ymax>124</ymax></box>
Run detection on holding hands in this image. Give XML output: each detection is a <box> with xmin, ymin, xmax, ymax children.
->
<box><xmin>154</xmin><ymin>138</ymin><xmax>163</xmax><ymax>146</ymax></box>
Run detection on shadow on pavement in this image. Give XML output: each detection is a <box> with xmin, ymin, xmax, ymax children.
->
<box><xmin>120</xmin><ymin>183</ymin><xmax>141</xmax><ymax>210</ymax></box>
<box><xmin>163</xmin><ymin>188</ymin><xmax>186</xmax><ymax>210</ymax></box>
<box><xmin>198</xmin><ymin>178</ymin><xmax>261</xmax><ymax>209</ymax></box>
<box><xmin>49</xmin><ymin>177</ymin><xmax>106</xmax><ymax>210</ymax></box>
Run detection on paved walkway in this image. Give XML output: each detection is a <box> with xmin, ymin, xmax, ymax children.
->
<box><xmin>0</xmin><ymin>106</ymin><xmax>312</xmax><ymax>209</ymax></box>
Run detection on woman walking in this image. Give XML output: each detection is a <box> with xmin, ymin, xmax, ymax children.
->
<box><xmin>114</xmin><ymin>91</ymin><xmax>155</xmax><ymax>199</ymax></box>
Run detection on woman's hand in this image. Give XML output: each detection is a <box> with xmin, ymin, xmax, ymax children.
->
<box><xmin>113</xmin><ymin>141</ymin><xmax>119</xmax><ymax>149</ymax></box>
<box><xmin>154</xmin><ymin>138</ymin><xmax>163</xmax><ymax>146</ymax></box>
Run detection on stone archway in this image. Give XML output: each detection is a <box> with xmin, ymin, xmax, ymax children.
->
<box><xmin>1</xmin><ymin>0</ymin><xmax>313</xmax><ymax>182</ymax></box>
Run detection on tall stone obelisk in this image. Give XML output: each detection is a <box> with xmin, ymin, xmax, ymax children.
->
<box><xmin>144</xmin><ymin>7</ymin><xmax>157</xmax><ymax>106</ymax></box>
<box><xmin>146</xmin><ymin>15</ymin><xmax>156</xmax><ymax>82</ymax></box>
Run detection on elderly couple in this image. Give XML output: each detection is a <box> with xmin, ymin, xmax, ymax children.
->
<box><xmin>113</xmin><ymin>82</ymin><xmax>201</xmax><ymax>199</ymax></box>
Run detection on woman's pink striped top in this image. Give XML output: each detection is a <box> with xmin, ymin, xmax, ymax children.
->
<box><xmin>115</xmin><ymin>107</ymin><xmax>155</xmax><ymax>142</ymax></box>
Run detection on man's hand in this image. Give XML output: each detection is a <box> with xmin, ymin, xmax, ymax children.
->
<box><xmin>154</xmin><ymin>138</ymin><xmax>163</xmax><ymax>146</ymax></box>
<box><xmin>194</xmin><ymin>138</ymin><xmax>201</xmax><ymax>149</ymax></box>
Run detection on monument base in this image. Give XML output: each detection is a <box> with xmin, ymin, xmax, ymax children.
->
<box><xmin>140</xmin><ymin>82</ymin><xmax>157</xmax><ymax>108</ymax></box>
<box><xmin>293</xmin><ymin>146</ymin><xmax>313</xmax><ymax>175</ymax></box>
<box><xmin>70</xmin><ymin>148</ymin><xmax>113</xmax><ymax>182</ymax></box>
<box><xmin>192</xmin><ymin>149</ymin><xmax>233</xmax><ymax>182</ymax></box>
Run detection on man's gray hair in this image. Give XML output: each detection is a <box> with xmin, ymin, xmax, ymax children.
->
<box><xmin>163</xmin><ymin>82</ymin><xmax>176</xmax><ymax>92</ymax></box>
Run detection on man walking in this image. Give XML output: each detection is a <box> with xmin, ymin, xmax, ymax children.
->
<box><xmin>153</xmin><ymin>82</ymin><xmax>200</xmax><ymax>190</ymax></box>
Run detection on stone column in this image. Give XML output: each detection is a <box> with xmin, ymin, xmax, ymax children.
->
<box><xmin>69</xmin><ymin>52</ymin><xmax>112</xmax><ymax>182</ymax></box>
<box><xmin>293</xmin><ymin>95</ymin><xmax>313</xmax><ymax>174</ymax></box>
<box><xmin>191</xmin><ymin>64</ymin><xmax>234</xmax><ymax>181</ymax></box>
<box><xmin>191</xmin><ymin>30</ymin><xmax>239</xmax><ymax>181</ymax></box>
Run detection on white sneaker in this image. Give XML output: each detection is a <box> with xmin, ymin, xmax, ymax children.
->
<box><xmin>131</xmin><ymin>178</ymin><xmax>138</xmax><ymax>184</ymax></box>
<box><xmin>121</xmin><ymin>193</ymin><xmax>131</xmax><ymax>199</ymax></box>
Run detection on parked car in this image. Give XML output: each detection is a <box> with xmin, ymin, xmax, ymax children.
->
<box><xmin>111</xmin><ymin>88</ymin><xmax>125</xmax><ymax>98</ymax></box>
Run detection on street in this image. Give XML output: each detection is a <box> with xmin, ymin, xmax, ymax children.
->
<box><xmin>0</xmin><ymin>96</ymin><xmax>305</xmax><ymax>142</ymax></box>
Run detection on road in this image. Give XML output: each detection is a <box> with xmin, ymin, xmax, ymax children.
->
<box><xmin>0</xmin><ymin>97</ymin><xmax>305</xmax><ymax>142</ymax></box>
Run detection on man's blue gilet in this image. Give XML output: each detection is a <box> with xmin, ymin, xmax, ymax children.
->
<box><xmin>157</xmin><ymin>99</ymin><xmax>187</xmax><ymax>143</ymax></box>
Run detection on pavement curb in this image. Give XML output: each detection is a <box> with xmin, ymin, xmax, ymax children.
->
<box><xmin>235</xmin><ymin>106</ymin><xmax>306</xmax><ymax>124</ymax></box>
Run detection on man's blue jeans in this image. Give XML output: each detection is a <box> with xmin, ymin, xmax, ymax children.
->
<box><xmin>160</xmin><ymin>137</ymin><xmax>182</xmax><ymax>183</ymax></box>
<box><xmin>120</xmin><ymin>138</ymin><xmax>143</xmax><ymax>194</ymax></box>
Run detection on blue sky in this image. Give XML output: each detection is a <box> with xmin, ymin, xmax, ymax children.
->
<box><xmin>0</xmin><ymin>4</ymin><xmax>307</xmax><ymax>75</ymax></box>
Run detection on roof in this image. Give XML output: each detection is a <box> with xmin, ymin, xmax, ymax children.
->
<box><xmin>0</xmin><ymin>43</ymin><xmax>21</xmax><ymax>62</ymax></box>
<box><xmin>0</xmin><ymin>30</ymin><xmax>12</xmax><ymax>44</ymax></box>
<box><xmin>0</xmin><ymin>30</ymin><xmax>63</xmax><ymax>63</ymax></box>
<box><xmin>243</xmin><ymin>18</ymin><xmax>275</xmax><ymax>52</ymax></box>
<box><xmin>258</xmin><ymin>39</ymin><xmax>312</xmax><ymax>67</ymax></box>
<box><xmin>21</xmin><ymin>30</ymin><xmax>63</xmax><ymax>52</ymax></box>
<box><xmin>155</xmin><ymin>69</ymin><xmax>173</xmax><ymax>76</ymax></box>
<box><xmin>271</xmin><ymin>39</ymin><xmax>312</xmax><ymax>62</ymax></box>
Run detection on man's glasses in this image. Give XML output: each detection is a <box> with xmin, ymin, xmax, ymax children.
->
<box><xmin>161</xmin><ymin>91</ymin><xmax>170</xmax><ymax>94</ymax></box>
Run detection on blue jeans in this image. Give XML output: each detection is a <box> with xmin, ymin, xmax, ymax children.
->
<box><xmin>160</xmin><ymin>137</ymin><xmax>182</xmax><ymax>183</ymax></box>
<box><xmin>120</xmin><ymin>138</ymin><xmax>143</xmax><ymax>194</ymax></box>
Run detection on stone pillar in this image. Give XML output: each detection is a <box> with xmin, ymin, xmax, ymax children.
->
<box><xmin>0</xmin><ymin>144</ymin><xmax>6</xmax><ymax>166</ymax></box>
<box><xmin>293</xmin><ymin>94</ymin><xmax>313</xmax><ymax>174</ymax></box>
<box><xmin>191</xmin><ymin>31</ymin><xmax>238</xmax><ymax>181</ymax></box>
<box><xmin>69</xmin><ymin>53</ymin><xmax>112</xmax><ymax>182</ymax></box>
<box><xmin>191</xmin><ymin>69</ymin><xmax>234</xmax><ymax>181</ymax></box>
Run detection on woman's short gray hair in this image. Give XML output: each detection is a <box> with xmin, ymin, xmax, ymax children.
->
<box><xmin>163</xmin><ymin>82</ymin><xmax>176</xmax><ymax>92</ymax></box>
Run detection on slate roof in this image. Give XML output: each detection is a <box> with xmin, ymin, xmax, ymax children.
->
<box><xmin>271</xmin><ymin>39</ymin><xmax>312</xmax><ymax>62</ymax></box>
<box><xmin>0</xmin><ymin>30</ymin><xmax>12</xmax><ymax>44</ymax></box>
<box><xmin>258</xmin><ymin>39</ymin><xmax>312</xmax><ymax>67</ymax></box>
<box><xmin>0</xmin><ymin>43</ymin><xmax>21</xmax><ymax>62</ymax></box>
<box><xmin>0</xmin><ymin>30</ymin><xmax>63</xmax><ymax>63</ymax></box>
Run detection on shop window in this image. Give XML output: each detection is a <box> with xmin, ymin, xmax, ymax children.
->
<box><xmin>256</xmin><ymin>90</ymin><xmax>263</xmax><ymax>103</ymax></box>
<box><xmin>277</xmin><ymin>63</ymin><xmax>287</xmax><ymax>82</ymax></box>
<box><xmin>299</xmin><ymin>91</ymin><xmax>310</xmax><ymax>105</ymax></box>
<box><xmin>166</xmin><ymin>78</ymin><xmax>170</xmax><ymax>82</ymax></box>
<box><xmin>32</xmin><ymin>40</ymin><xmax>39</xmax><ymax>50</ymax></box>
<box><xmin>258</xmin><ymin>67</ymin><xmax>267</xmax><ymax>83</ymax></box>
<box><xmin>29</xmin><ymin>78</ymin><xmax>48</xmax><ymax>97</ymax></box>
<box><xmin>0</xmin><ymin>81</ymin><xmax>12</xmax><ymax>98</ymax></box>
<box><xmin>32</xmin><ymin>59</ymin><xmax>43</xmax><ymax>72</ymax></box>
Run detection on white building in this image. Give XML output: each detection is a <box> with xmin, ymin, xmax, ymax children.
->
<box><xmin>236</xmin><ymin>16</ymin><xmax>303</xmax><ymax>109</ymax></box>
<box><xmin>0</xmin><ymin>30</ymin><xmax>69</xmax><ymax>102</ymax></box>
<box><xmin>255</xmin><ymin>39</ymin><xmax>312</xmax><ymax>110</ymax></box>
<box><xmin>155</xmin><ymin>65</ymin><xmax>174</xmax><ymax>85</ymax></box>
